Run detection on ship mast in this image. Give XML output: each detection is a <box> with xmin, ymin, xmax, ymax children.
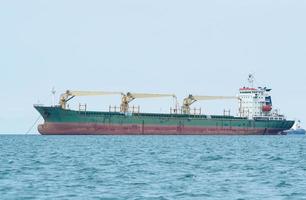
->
<box><xmin>248</xmin><ymin>74</ymin><xmax>255</xmax><ymax>88</ymax></box>
<box><xmin>51</xmin><ymin>87</ymin><xmax>56</xmax><ymax>107</ymax></box>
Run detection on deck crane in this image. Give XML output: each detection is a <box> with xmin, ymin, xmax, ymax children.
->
<box><xmin>182</xmin><ymin>95</ymin><xmax>238</xmax><ymax>114</ymax></box>
<box><xmin>59</xmin><ymin>90</ymin><xmax>123</xmax><ymax>109</ymax></box>
<box><xmin>120</xmin><ymin>92</ymin><xmax>177</xmax><ymax>113</ymax></box>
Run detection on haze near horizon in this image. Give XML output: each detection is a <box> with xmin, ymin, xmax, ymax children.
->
<box><xmin>1</xmin><ymin>0</ymin><xmax>305</xmax><ymax>133</ymax></box>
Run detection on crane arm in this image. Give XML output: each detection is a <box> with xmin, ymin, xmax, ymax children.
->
<box><xmin>192</xmin><ymin>95</ymin><xmax>237</xmax><ymax>101</ymax></box>
<box><xmin>65</xmin><ymin>91</ymin><xmax>123</xmax><ymax>96</ymax></box>
<box><xmin>127</xmin><ymin>92</ymin><xmax>176</xmax><ymax>99</ymax></box>
<box><xmin>59</xmin><ymin>90</ymin><xmax>123</xmax><ymax>109</ymax></box>
<box><xmin>120</xmin><ymin>92</ymin><xmax>177</xmax><ymax>113</ymax></box>
<box><xmin>182</xmin><ymin>94</ymin><xmax>238</xmax><ymax>114</ymax></box>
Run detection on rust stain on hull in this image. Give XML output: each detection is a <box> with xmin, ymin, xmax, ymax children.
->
<box><xmin>38</xmin><ymin>123</ymin><xmax>284</xmax><ymax>135</ymax></box>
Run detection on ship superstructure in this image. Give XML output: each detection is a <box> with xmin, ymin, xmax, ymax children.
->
<box><xmin>238</xmin><ymin>75</ymin><xmax>284</xmax><ymax>120</ymax></box>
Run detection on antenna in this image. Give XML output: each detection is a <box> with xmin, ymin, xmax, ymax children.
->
<box><xmin>51</xmin><ymin>87</ymin><xmax>56</xmax><ymax>107</ymax></box>
<box><xmin>248</xmin><ymin>74</ymin><xmax>255</xmax><ymax>88</ymax></box>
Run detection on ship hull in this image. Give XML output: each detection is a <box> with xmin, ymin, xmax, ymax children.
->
<box><xmin>38</xmin><ymin>122</ymin><xmax>287</xmax><ymax>135</ymax></box>
<box><xmin>34</xmin><ymin>106</ymin><xmax>294</xmax><ymax>135</ymax></box>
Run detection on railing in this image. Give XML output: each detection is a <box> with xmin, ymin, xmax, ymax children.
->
<box><xmin>191</xmin><ymin>108</ymin><xmax>202</xmax><ymax>115</ymax></box>
<box><xmin>170</xmin><ymin>107</ymin><xmax>202</xmax><ymax>115</ymax></box>
<box><xmin>109</xmin><ymin>105</ymin><xmax>120</xmax><ymax>112</ymax></box>
<box><xmin>170</xmin><ymin>107</ymin><xmax>181</xmax><ymax>114</ymax></box>
<box><xmin>109</xmin><ymin>105</ymin><xmax>140</xmax><ymax>113</ymax></box>
<box><xmin>223</xmin><ymin>109</ymin><xmax>231</xmax><ymax>116</ymax></box>
<box><xmin>79</xmin><ymin>103</ymin><xmax>87</xmax><ymax>111</ymax></box>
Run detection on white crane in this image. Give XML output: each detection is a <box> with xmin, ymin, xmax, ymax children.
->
<box><xmin>182</xmin><ymin>95</ymin><xmax>238</xmax><ymax>114</ymax></box>
<box><xmin>58</xmin><ymin>90</ymin><xmax>177</xmax><ymax>113</ymax></box>
<box><xmin>59</xmin><ymin>90</ymin><xmax>123</xmax><ymax>109</ymax></box>
<box><xmin>120</xmin><ymin>92</ymin><xmax>177</xmax><ymax>113</ymax></box>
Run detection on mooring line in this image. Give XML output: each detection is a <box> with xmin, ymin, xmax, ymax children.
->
<box><xmin>26</xmin><ymin>115</ymin><xmax>41</xmax><ymax>134</ymax></box>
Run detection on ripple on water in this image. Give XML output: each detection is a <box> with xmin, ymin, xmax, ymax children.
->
<box><xmin>0</xmin><ymin>135</ymin><xmax>305</xmax><ymax>200</ymax></box>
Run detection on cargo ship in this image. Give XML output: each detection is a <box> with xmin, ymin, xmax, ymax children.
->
<box><xmin>34</xmin><ymin>75</ymin><xmax>294</xmax><ymax>135</ymax></box>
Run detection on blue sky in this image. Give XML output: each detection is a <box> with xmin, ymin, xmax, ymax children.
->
<box><xmin>1</xmin><ymin>0</ymin><xmax>305</xmax><ymax>133</ymax></box>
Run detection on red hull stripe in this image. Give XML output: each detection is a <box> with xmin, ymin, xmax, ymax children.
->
<box><xmin>38</xmin><ymin>122</ymin><xmax>284</xmax><ymax>135</ymax></box>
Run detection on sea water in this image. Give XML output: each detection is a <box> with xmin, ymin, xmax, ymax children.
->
<box><xmin>0</xmin><ymin>135</ymin><xmax>305</xmax><ymax>200</ymax></box>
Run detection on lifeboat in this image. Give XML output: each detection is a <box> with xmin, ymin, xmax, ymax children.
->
<box><xmin>262</xmin><ymin>105</ymin><xmax>272</xmax><ymax>112</ymax></box>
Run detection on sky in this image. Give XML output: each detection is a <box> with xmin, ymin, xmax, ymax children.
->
<box><xmin>1</xmin><ymin>0</ymin><xmax>305</xmax><ymax>133</ymax></box>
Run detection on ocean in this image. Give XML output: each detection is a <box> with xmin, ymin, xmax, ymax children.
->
<box><xmin>0</xmin><ymin>135</ymin><xmax>305</xmax><ymax>200</ymax></box>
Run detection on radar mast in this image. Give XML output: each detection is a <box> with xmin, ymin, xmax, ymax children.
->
<box><xmin>248</xmin><ymin>74</ymin><xmax>255</xmax><ymax>88</ymax></box>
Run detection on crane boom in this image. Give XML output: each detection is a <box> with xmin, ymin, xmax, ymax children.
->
<box><xmin>182</xmin><ymin>94</ymin><xmax>238</xmax><ymax>114</ymax></box>
<box><xmin>59</xmin><ymin>90</ymin><xmax>123</xmax><ymax>109</ymax></box>
<box><xmin>192</xmin><ymin>95</ymin><xmax>237</xmax><ymax>100</ymax></box>
<box><xmin>66</xmin><ymin>91</ymin><xmax>123</xmax><ymax>96</ymax></box>
<box><xmin>120</xmin><ymin>92</ymin><xmax>176</xmax><ymax>113</ymax></box>
<box><xmin>128</xmin><ymin>93</ymin><xmax>175</xmax><ymax>99</ymax></box>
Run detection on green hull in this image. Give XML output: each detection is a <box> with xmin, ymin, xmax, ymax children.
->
<box><xmin>35</xmin><ymin>106</ymin><xmax>294</xmax><ymax>135</ymax></box>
